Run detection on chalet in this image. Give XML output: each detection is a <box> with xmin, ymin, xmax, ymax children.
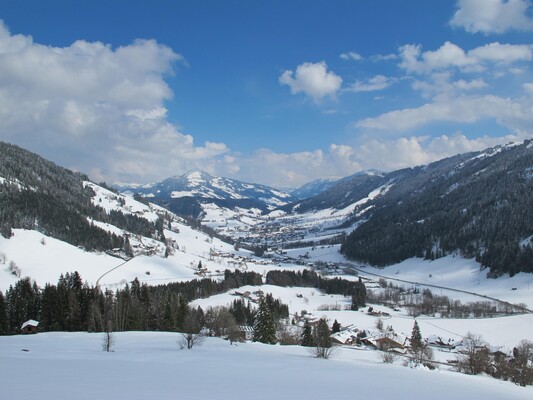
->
<box><xmin>331</xmin><ymin>325</ymin><xmax>360</xmax><ymax>345</ymax></box>
<box><xmin>427</xmin><ymin>335</ymin><xmax>456</xmax><ymax>351</ymax></box>
<box><xmin>21</xmin><ymin>320</ymin><xmax>39</xmax><ymax>334</ymax></box>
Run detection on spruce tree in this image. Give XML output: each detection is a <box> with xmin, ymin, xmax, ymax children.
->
<box><xmin>253</xmin><ymin>298</ymin><xmax>277</xmax><ymax>344</ymax></box>
<box><xmin>301</xmin><ymin>319</ymin><xmax>315</xmax><ymax>347</ymax></box>
<box><xmin>0</xmin><ymin>291</ymin><xmax>7</xmax><ymax>335</ymax></box>
<box><xmin>332</xmin><ymin>319</ymin><xmax>341</xmax><ymax>333</ymax></box>
<box><xmin>411</xmin><ymin>320</ymin><xmax>423</xmax><ymax>352</ymax></box>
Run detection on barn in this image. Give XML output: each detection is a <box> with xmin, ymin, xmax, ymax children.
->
<box><xmin>21</xmin><ymin>320</ymin><xmax>39</xmax><ymax>334</ymax></box>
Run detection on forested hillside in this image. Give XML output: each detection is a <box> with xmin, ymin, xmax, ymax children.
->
<box><xmin>0</xmin><ymin>142</ymin><xmax>164</xmax><ymax>254</ymax></box>
<box><xmin>340</xmin><ymin>141</ymin><xmax>533</xmax><ymax>276</ymax></box>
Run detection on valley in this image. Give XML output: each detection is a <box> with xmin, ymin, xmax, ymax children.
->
<box><xmin>1</xmin><ymin>140</ymin><xmax>533</xmax><ymax>395</ymax></box>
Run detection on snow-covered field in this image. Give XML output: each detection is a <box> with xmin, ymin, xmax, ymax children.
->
<box><xmin>1</xmin><ymin>331</ymin><xmax>531</xmax><ymax>400</ymax></box>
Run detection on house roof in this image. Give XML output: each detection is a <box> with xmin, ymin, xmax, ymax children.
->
<box><xmin>331</xmin><ymin>326</ymin><xmax>359</xmax><ymax>344</ymax></box>
<box><xmin>239</xmin><ymin>326</ymin><xmax>254</xmax><ymax>332</ymax></box>
<box><xmin>21</xmin><ymin>320</ymin><xmax>39</xmax><ymax>329</ymax></box>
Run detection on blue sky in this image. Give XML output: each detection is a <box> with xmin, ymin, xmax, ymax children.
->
<box><xmin>0</xmin><ymin>0</ymin><xmax>532</xmax><ymax>187</ymax></box>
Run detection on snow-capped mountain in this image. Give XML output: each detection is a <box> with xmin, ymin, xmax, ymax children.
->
<box><xmin>290</xmin><ymin>177</ymin><xmax>339</xmax><ymax>200</ymax></box>
<box><xmin>117</xmin><ymin>169</ymin><xmax>295</xmax><ymax>218</ymax></box>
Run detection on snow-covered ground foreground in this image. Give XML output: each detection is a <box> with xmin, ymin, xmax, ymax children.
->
<box><xmin>1</xmin><ymin>331</ymin><xmax>531</xmax><ymax>400</ymax></box>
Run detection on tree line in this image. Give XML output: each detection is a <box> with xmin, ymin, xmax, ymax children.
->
<box><xmin>0</xmin><ymin>269</ymin><xmax>323</xmax><ymax>335</ymax></box>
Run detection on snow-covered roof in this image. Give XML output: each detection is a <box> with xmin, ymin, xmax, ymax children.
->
<box><xmin>239</xmin><ymin>326</ymin><xmax>254</xmax><ymax>332</ymax></box>
<box><xmin>21</xmin><ymin>320</ymin><xmax>39</xmax><ymax>329</ymax></box>
<box><xmin>331</xmin><ymin>326</ymin><xmax>359</xmax><ymax>344</ymax></box>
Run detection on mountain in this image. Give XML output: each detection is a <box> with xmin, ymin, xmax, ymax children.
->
<box><xmin>283</xmin><ymin>170</ymin><xmax>387</xmax><ymax>213</ymax></box>
<box><xmin>117</xmin><ymin>169</ymin><xmax>295</xmax><ymax>218</ymax></box>
<box><xmin>0</xmin><ymin>141</ymin><xmax>167</xmax><ymax>257</ymax></box>
<box><xmin>290</xmin><ymin>177</ymin><xmax>339</xmax><ymax>200</ymax></box>
<box><xmin>322</xmin><ymin>140</ymin><xmax>533</xmax><ymax>276</ymax></box>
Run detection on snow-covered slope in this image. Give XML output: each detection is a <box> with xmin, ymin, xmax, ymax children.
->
<box><xmin>1</xmin><ymin>332</ymin><xmax>531</xmax><ymax>400</ymax></box>
<box><xmin>118</xmin><ymin>169</ymin><xmax>295</xmax><ymax>216</ymax></box>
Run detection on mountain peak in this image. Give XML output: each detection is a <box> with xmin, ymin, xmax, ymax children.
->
<box><xmin>181</xmin><ymin>168</ymin><xmax>212</xmax><ymax>181</ymax></box>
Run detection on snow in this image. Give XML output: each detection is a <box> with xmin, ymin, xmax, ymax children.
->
<box><xmin>374</xmin><ymin>256</ymin><xmax>533</xmax><ymax>308</ymax></box>
<box><xmin>21</xmin><ymin>319</ymin><xmax>39</xmax><ymax>329</ymax></box>
<box><xmin>1</xmin><ymin>332</ymin><xmax>531</xmax><ymax>400</ymax></box>
<box><xmin>0</xmin><ymin>229</ymin><xmax>122</xmax><ymax>291</ymax></box>
<box><xmin>85</xmin><ymin>181</ymin><xmax>159</xmax><ymax>222</ymax></box>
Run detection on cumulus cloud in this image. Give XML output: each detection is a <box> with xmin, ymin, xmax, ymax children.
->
<box><xmin>0</xmin><ymin>21</ymin><xmax>230</xmax><ymax>184</ymax></box>
<box><xmin>346</xmin><ymin>75</ymin><xmax>394</xmax><ymax>93</ymax></box>
<box><xmin>399</xmin><ymin>41</ymin><xmax>532</xmax><ymax>74</ymax></box>
<box><xmin>450</xmin><ymin>0</ymin><xmax>533</xmax><ymax>34</ymax></box>
<box><xmin>279</xmin><ymin>61</ymin><xmax>342</xmax><ymax>102</ymax></box>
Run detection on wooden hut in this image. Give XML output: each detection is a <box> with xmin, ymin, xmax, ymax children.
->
<box><xmin>21</xmin><ymin>320</ymin><xmax>39</xmax><ymax>334</ymax></box>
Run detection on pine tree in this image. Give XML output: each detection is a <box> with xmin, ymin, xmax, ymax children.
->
<box><xmin>301</xmin><ymin>320</ymin><xmax>315</xmax><ymax>347</ymax></box>
<box><xmin>253</xmin><ymin>298</ymin><xmax>276</xmax><ymax>344</ymax></box>
<box><xmin>332</xmin><ymin>319</ymin><xmax>341</xmax><ymax>333</ymax></box>
<box><xmin>411</xmin><ymin>320</ymin><xmax>423</xmax><ymax>352</ymax></box>
<box><xmin>351</xmin><ymin>278</ymin><xmax>366</xmax><ymax>310</ymax></box>
<box><xmin>0</xmin><ymin>291</ymin><xmax>8</xmax><ymax>335</ymax></box>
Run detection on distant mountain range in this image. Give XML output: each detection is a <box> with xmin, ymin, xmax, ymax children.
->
<box><xmin>1</xmin><ymin>139</ymin><xmax>532</xmax><ymax>277</ymax></box>
<box><xmin>289</xmin><ymin>177</ymin><xmax>340</xmax><ymax>200</ymax></box>
<box><xmin>117</xmin><ymin>169</ymin><xmax>296</xmax><ymax>218</ymax></box>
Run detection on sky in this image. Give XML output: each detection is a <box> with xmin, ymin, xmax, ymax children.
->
<box><xmin>0</xmin><ymin>0</ymin><xmax>532</xmax><ymax>188</ymax></box>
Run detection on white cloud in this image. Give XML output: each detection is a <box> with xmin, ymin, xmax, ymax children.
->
<box><xmin>412</xmin><ymin>72</ymin><xmax>488</xmax><ymax>100</ymax></box>
<box><xmin>356</xmin><ymin>94</ymin><xmax>533</xmax><ymax>132</ymax></box>
<box><xmin>279</xmin><ymin>61</ymin><xmax>342</xmax><ymax>102</ymax></box>
<box><xmin>469</xmin><ymin>42</ymin><xmax>533</xmax><ymax>63</ymax></box>
<box><xmin>346</xmin><ymin>75</ymin><xmax>394</xmax><ymax>93</ymax></box>
<box><xmin>216</xmin><ymin>146</ymin><xmax>363</xmax><ymax>188</ymax></box>
<box><xmin>354</xmin><ymin>133</ymin><xmax>530</xmax><ymax>171</ymax></box>
<box><xmin>399</xmin><ymin>41</ymin><xmax>532</xmax><ymax>74</ymax></box>
<box><xmin>0</xmin><ymin>21</ymin><xmax>230</xmax><ymax>184</ymax></box>
<box><xmin>217</xmin><ymin>132</ymin><xmax>532</xmax><ymax>188</ymax></box>
<box><xmin>524</xmin><ymin>83</ymin><xmax>533</xmax><ymax>94</ymax></box>
<box><xmin>450</xmin><ymin>0</ymin><xmax>533</xmax><ymax>34</ymax></box>
<box><xmin>340</xmin><ymin>51</ymin><xmax>364</xmax><ymax>61</ymax></box>
<box><xmin>371</xmin><ymin>53</ymin><xmax>398</xmax><ymax>62</ymax></box>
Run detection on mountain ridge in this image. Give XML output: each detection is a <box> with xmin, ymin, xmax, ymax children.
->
<box><xmin>117</xmin><ymin>169</ymin><xmax>296</xmax><ymax>218</ymax></box>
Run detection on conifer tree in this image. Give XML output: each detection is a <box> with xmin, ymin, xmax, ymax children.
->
<box><xmin>351</xmin><ymin>278</ymin><xmax>367</xmax><ymax>310</ymax></box>
<box><xmin>301</xmin><ymin>319</ymin><xmax>315</xmax><ymax>347</ymax></box>
<box><xmin>253</xmin><ymin>298</ymin><xmax>277</xmax><ymax>344</ymax></box>
<box><xmin>411</xmin><ymin>320</ymin><xmax>423</xmax><ymax>352</ymax></box>
<box><xmin>332</xmin><ymin>319</ymin><xmax>341</xmax><ymax>333</ymax></box>
<box><xmin>0</xmin><ymin>291</ymin><xmax>7</xmax><ymax>335</ymax></box>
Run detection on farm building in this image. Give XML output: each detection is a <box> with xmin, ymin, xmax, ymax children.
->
<box><xmin>21</xmin><ymin>320</ymin><xmax>39</xmax><ymax>334</ymax></box>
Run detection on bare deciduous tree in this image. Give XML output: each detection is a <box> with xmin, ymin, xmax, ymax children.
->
<box><xmin>512</xmin><ymin>339</ymin><xmax>533</xmax><ymax>386</ymax></box>
<box><xmin>102</xmin><ymin>321</ymin><xmax>114</xmax><ymax>352</ymax></box>
<box><xmin>311</xmin><ymin>318</ymin><xmax>335</xmax><ymax>359</ymax></box>
<box><xmin>456</xmin><ymin>332</ymin><xmax>490</xmax><ymax>375</ymax></box>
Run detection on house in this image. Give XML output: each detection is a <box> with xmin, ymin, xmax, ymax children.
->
<box><xmin>21</xmin><ymin>320</ymin><xmax>39</xmax><ymax>334</ymax></box>
<box><xmin>375</xmin><ymin>337</ymin><xmax>406</xmax><ymax>351</ymax></box>
<box><xmin>331</xmin><ymin>325</ymin><xmax>360</xmax><ymax>345</ymax></box>
<box><xmin>238</xmin><ymin>326</ymin><xmax>254</xmax><ymax>341</ymax></box>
